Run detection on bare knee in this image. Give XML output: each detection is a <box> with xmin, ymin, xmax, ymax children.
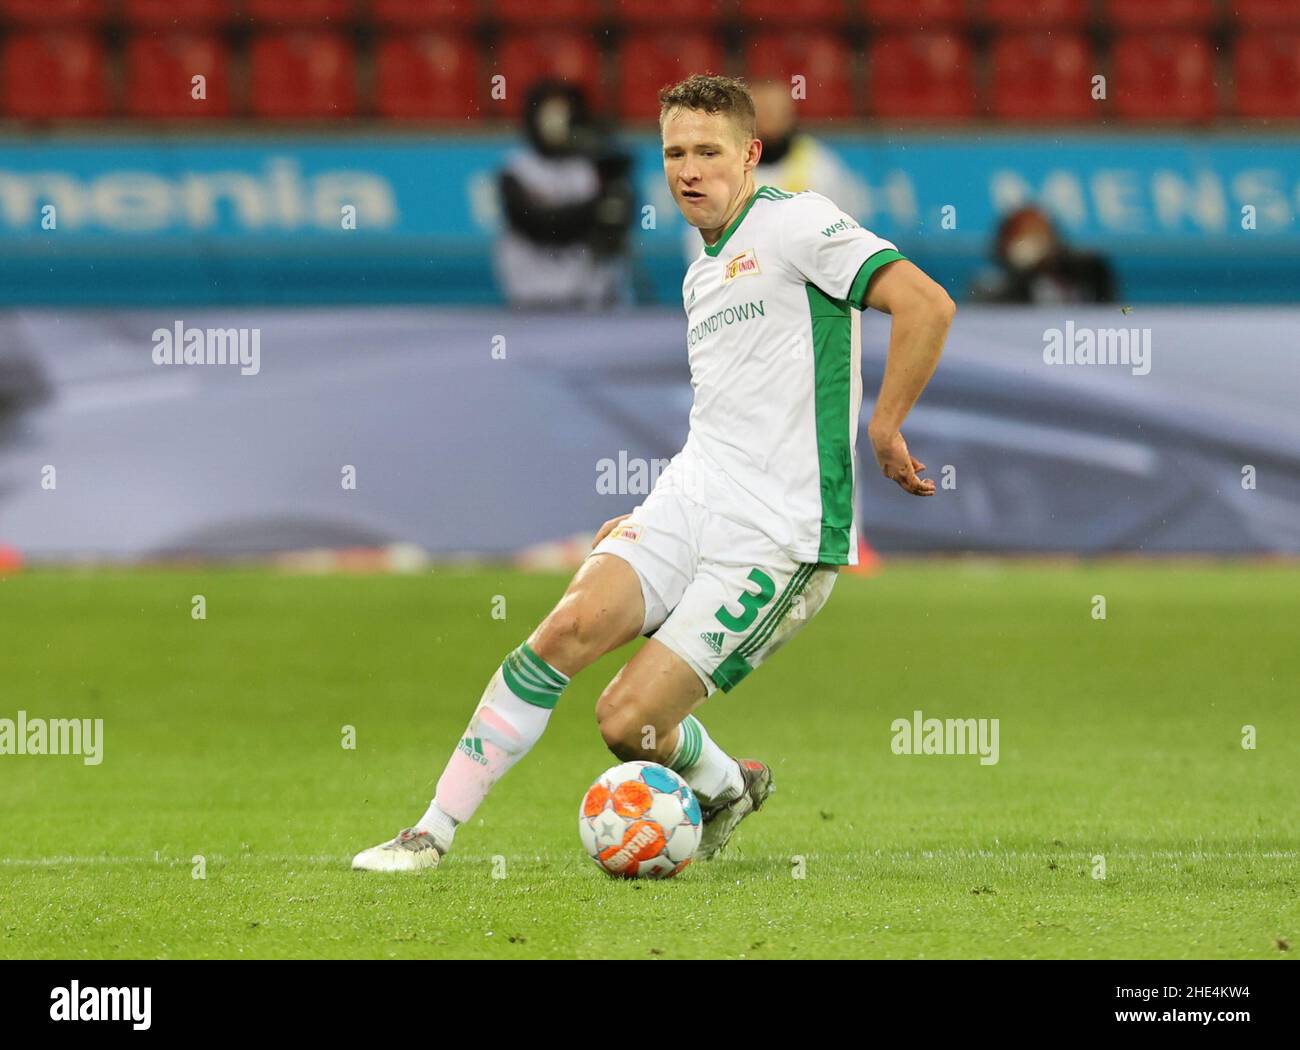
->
<box><xmin>531</xmin><ymin>596</ymin><xmax>608</xmax><ymax>675</ymax></box>
<box><xmin>595</xmin><ymin>686</ymin><xmax>653</xmax><ymax>761</ymax></box>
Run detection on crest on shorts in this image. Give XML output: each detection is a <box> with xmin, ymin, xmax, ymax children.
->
<box><xmin>608</xmin><ymin>521</ymin><xmax>642</xmax><ymax>543</ymax></box>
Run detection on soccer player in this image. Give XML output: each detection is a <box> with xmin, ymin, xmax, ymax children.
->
<box><xmin>353</xmin><ymin>74</ymin><xmax>954</xmax><ymax>872</ymax></box>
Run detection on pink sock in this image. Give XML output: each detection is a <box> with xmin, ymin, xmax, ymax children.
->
<box><xmin>418</xmin><ymin>645</ymin><xmax>567</xmax><ymax>849</ymax></box>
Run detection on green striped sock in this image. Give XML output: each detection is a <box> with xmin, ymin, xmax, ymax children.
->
<box><xmin>499</xmin><ymin>642</ymin><xmax>570</xmax><ymax>709</ymax></box>
<box><xmin>667</xmin><ymin>715</ymin><xmax>743</xmax><ymax>803</ymax></box>
<box><xmin>667</xmin><ymin>715</ymin><xmax>706</xmax><ymax>772</ymax></box>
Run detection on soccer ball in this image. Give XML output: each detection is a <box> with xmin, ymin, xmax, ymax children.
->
<box><xmin>579</xmin><ymin>761</ymin><xmax>702</xmax><ymax>878</ymax></box>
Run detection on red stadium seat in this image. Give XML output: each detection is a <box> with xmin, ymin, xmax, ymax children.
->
<box><xmin>983</xmin><ymin>0</ymin><xmax>1087</xmax><ymax>27</ymax></box>
<box><xmin>613</xmin><ymin>0</ymin><xmax>725</xmax><ymax>26</ymax></box>
<box><xmin>737</xmin><ymin>0</ymin><xmax>850</xmax><ymax>25</ymax></box>
<box><xmin>376</xmin><ymin>32</ymin><xmax>480</xmax><ymax>119</ymax></box>
<box><xmin>249</xmin><ymin>31</ymin><xmax>357</xmax><ymax>118</ymax></box>
<box><xmin>859</xmin><ymin>0</ymin><xmax>969</xmax><ymax>27</ymax></box>
<box><xmin>1</xmin><ymin>31</ymin><xmax>109</xmax><ymax>118</ymax></box>
<box><xmin>743</xmin><ymin>32</ymin><xmax>855</xmax><ymax>120</ymax></box>
<box><xmin>372</xmin><ymin>0</ymin><xmax>476</xmax><ymax>26</ymax></box>
<box><xmin>1231</xmin><ymin>0</ymin><xmax>1300</xmax><ymax>27</ymax></box>
<box><xmin>126</xmin><ymin>32</ymin><xmax>231</xmax><ymax>118</ymax></box>
<box><xmin>489</xmin><ymin>0</ymin><xmax>601</xmax><ymax>23</ymax></box>
<box><xmin>492</xmin><ymin>31</ymin><xmax>603</xmax><ymax>118</ymax></box>
<box><xmin>618</xmin><ymin>32</ymin><xmax>726</xmax><ymax>121</ymax></box>
<box><xmin>246</xmin><ymin>0</ymin><xmax>353</xmax><ymax>24</ymax></box>
<box><xmin>1102</xmin><ymin>0</ymin><xmax>1215</xmax><ymax>28</ymax></box>
<box><xmin>123</xmin><ymin>0</ymin><xmax>232</xmax><ymax>25</ymax></box>
<box><xmin>867</xmin><ymin>32</ymin><xmax>975</xmax><ymax>119</ymax></box>
<box><xmin>1111</xmin><ymin>33</ymin><xmax>1217</xmax><ymax>122</ymax></box>
<box><xmin>990</xmin><ymin>32</ymin><xmax>1095</xmax><ymax>121</ymax></box>
<box><xmin>0</xmin><ymin>0</ymin><xmax>104</xmax><ymax>23</ymax></box>
<box><xmin>1234</xmin><ymin>31</ymin><xmax>1300</xmax><ymax>117</ymax></box>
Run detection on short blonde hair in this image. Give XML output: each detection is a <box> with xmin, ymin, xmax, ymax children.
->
<box><xmin>658</xmin><ymin>74</ymin><xmax>757</xmax><ymax>142</ymax></box>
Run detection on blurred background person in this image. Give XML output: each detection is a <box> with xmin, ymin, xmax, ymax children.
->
<box><xmin>971</xmin><ymin>205</ymin><xmax>1116</xmax><ymax>305</ymax></box>
<box><xmin>496</xmin><ymin>80</ymin><xmax>635</xmax><ymax>309</ymax></box>
<box><xmin>750</xmin><ymin>79</ymin><xmax>865</xmax><ymax>213</ymax></box>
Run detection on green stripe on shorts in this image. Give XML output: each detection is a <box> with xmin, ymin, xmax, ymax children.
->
<box><xmin>710</xmin><ymin>565</ymin><xmax>817</xmax><ymax>693</ymax></box>
<box><xmin>710</xmin><ymin>651</ymin><xmax>753</xmax><ymax>693</ymax></box>
<box><xmin>737</xmin><ymin>564</ymin><xmax>815</xmax><ymax>660</ymax></box>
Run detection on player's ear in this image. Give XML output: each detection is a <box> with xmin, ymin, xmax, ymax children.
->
<box><xmin>744</xmin><ymin>136</ymin><xmax>762</xmax><ymax>172</ymax></box>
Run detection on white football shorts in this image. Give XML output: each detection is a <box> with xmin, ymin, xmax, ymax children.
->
<box><xmin>589</xmin><ymin>480</ymin><xmax>839</xmax><ymax>697</ymax></box>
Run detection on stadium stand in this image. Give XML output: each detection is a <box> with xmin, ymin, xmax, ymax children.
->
<box><xmin>0</xmin><ymin>0</ymin><xmax>1294</xmax><ymax>121</ymax></box>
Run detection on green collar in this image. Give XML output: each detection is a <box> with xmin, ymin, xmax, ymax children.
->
<box><xmin>702</xmin><ymin>184</ymin><xmax>767</xmax><ymax>258</ymax></box>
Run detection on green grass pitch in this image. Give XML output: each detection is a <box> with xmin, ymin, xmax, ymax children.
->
<box><xmin>1</xmin><ymin>562</ymin><xmax>1296</xmax><ymax>960</ymax></box>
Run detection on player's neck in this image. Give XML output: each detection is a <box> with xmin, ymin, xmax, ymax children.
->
<box><xmin>701</xmin><ymin>177</ymin><xmax>757</xmax><ymax>247</ymax></box>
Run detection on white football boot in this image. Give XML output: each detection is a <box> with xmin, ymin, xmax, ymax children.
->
<box><xmin>697</xmin><ymin>759</ymin><xmax>775</xmax><ymax>860</ymax></box>
<box><xmin>352</xmin><ymin>827</ymin><xmax>443</xmax><ymax>872</ymax></box>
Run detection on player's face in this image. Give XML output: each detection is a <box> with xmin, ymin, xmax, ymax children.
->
<box><xmin>661</xmin><ymin>108</ymin><xmax>760</xmax><ymax>236</ymax></box>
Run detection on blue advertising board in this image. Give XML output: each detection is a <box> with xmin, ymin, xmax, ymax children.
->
<box><xmin>0</xmin><ymin>133</ymin><xmax>1295</xmax><ymax>304</ymax></box>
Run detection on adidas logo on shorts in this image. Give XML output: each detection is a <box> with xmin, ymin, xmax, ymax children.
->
<box><xmin>700</xmin><ymin>631</ymin><xmax>724</xmax><ymax>655</ymax></box>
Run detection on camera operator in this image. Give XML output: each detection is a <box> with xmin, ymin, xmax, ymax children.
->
<box><xmin>495</xmin><ymin>80</ymin><xmax>634</xmax><ymax>309</ymax></box>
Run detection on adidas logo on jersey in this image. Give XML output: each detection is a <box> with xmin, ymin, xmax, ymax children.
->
<box><xmin>458</xmin><ymin>736</ymin><xmax>488</xmax><ymax>766</ymax></box>
<box><xmin>700</xmin><ymin>631</ymin><xmax>725</xmax><ymax>655</ymax></box>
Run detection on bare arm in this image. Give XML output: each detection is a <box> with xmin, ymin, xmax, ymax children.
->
<box><xmin>862</xmin><ymin>259</ymin><xmax>956</xmax><ymax>496</ymax></box>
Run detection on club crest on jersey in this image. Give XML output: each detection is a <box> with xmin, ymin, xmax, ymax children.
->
<box><xmin>724</xmin><ymin>249</ymin><xmax>761</xmax><ymax>282</ymax></box>
<box><xmin>608</xmin><ymin>521</ymin><xmax>643</xmax><ymax>544</ymax></box>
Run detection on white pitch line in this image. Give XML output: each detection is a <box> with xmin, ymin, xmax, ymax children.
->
<box><xmin>1</xmin><ymin>850</ymin><xmax>1296</xmax><ymax>868</ymax></box>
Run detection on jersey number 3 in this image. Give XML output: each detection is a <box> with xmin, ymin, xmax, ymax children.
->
<box><xmin>714</xmin><ymin>569</ymin><xmax>776</xmax><ymax>632</ymax></box>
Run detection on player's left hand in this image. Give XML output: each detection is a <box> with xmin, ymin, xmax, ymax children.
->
<box><xmin>592</xmin><ymin>513</ymin><xmax>632</xmax><ymax>548</ymax></box>
<box><xmin>869</xmin><ymin>427</ymin><xmax>935</xmax><ymax>496</ymax></box>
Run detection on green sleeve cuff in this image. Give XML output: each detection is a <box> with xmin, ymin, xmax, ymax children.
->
<box><xmin>848</xmin><ymin>248</ymin><xmax>907</xmax><ymax>308</ymax></box>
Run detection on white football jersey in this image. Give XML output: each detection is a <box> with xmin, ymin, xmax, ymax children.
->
<box><xmin>668</xmin><ymin>185</ymin><xmax>904</xmax><ymax>565</ymax></box>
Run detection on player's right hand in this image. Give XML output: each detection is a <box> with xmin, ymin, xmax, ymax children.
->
<box><xmin>592</xmin><ymin>513</ymin><xmax>632</xmax><ymax>548</ymax></box>
<box><xmin>870</xmin><ymin>428</ymin><xmax>935</xmax><ymax>496</ymax></box>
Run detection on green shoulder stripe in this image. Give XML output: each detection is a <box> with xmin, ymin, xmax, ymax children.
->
<box><xmin>848</xmin><ymin>249</ymin><xmax>907</xmax><ymax>309</ymax></box>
